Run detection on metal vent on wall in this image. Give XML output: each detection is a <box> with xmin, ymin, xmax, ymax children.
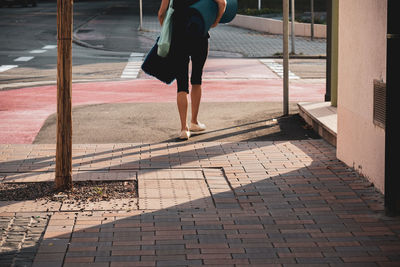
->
<box><xmin>373</xmin><ymin>79</ymin><xmax>386</xmax><ymax>128</ymax></box>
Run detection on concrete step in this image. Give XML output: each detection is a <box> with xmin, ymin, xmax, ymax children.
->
<box><xmin>298</xmin><ymin>101</ymin><xmax>337</xmax><ymax>147</ymax></box>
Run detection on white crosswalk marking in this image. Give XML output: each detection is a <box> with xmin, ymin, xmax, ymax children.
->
<box><xmin>0</xmin><ymin>65</ymin><xmax>18</xmax><ymax>72</ymax></box>
<box><xmin>29</xmin><ymin>50</ymin><xmax>46</xmax><ymax>54</ymax></box>
<box><xmin>259</xmin><ymin>59</ymin><xmax>300</xmax><ymax>80</ymax></box>
<box><xmin>130</xmin><ymin>52</ymin><xmax>144</xmax><ymax>57</ymax></box>
<box><xmin>14</xmin><ymin>56</ymin><xmax>34</xmax><ymax>62</ymax></box>
<box><xmin>120</xmin><ymin>52</ymin><xmax>145</xmax><ymax>79</ymax></box>
<box><xmin>42</xmin><ymin>45</ymin><xmax>57</xmax><ymax>49</ymax></box>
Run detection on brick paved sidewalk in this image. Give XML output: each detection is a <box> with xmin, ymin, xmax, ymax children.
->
<box><xmin>1</xmin><ymin>140</ymin><xmax>400</xmax><ymax>266</ymax></box>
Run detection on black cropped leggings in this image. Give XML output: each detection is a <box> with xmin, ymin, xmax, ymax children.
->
<box><xmin>172</xmin><ymin>11</ymin><xmax>209</xmax><ymax>93</ymax></box>
<box><xmin>174</xmin><ymin>37</ymin><xmax>208</xmax><ymax>93</ymax></box>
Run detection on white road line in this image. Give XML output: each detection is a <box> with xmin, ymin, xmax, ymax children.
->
<box><xmin>3</xmin><ymin>45</ymin><xmax>56</xmax><ymax>73</ymax></box>
<box><xmin>130</xmin><ymin>52</ymin><xmax>144</xmax><ymax>57</ymax></box>
<box><xmin>42</xmin><ymin>45</ymin><xmax>57</xmax><ymax>49</ymax></box>
<box><xmin>0</xmin><ymin>65</ymin><xmax>18</xmax><ymax>73</ymax></box>
<box><xmin>121</xmin><ymin>52</ymin><xmax>145</xmax><ymax>79</ymax></box>
<box><xmin>29</xmin><ymin>50</ymin><xmax>46</xmax><ymax>54</ymax></box>
<box><xmin>259</xmin><ymin>59</ymin><xmax>300</xmax><ymax>79</ymax></box>
<box><xmin>14</xmin><ymin>56</ymin><xmax>34</xmax><ymax>62</ymax></box>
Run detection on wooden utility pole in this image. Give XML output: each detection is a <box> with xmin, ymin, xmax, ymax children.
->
<box><xmin>283</xmin><ymin>0</ymin><xmax>289</xmax><ymax>116</ymax></box>
<box><xmin>55</xmin><ymin>0</ymin><xmax>73</xmax><ymax>191</ymax></box>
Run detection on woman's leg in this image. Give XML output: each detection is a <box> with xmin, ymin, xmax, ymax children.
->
<box><xmin>171</xmin><ymin>11</ymin><xmax>192</xmax><ymax>137</ymax></box>
<box><xmin>190</xmin><ymin>37</ymin><xmax>208</xmax><ymax>125</ymax></box>
<box><xmin>190</xmin><ymin>84</ymin><xmax>201</xmax><ymax>124</ymax></box>
<box><xmin>175</xmin><ymin>45</ymin><xmax>190</xmax><ymax>132</ymax></box>
<box><xmin>177</xmin><ymin>92</ymin><xmax>189</xmax><ymax>131</ymax></box>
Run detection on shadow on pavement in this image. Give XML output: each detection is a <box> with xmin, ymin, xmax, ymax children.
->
<box><xmin>1</xmin><ymin>140</ymin><xmax>400</xmax><ymax>266</ymax></box>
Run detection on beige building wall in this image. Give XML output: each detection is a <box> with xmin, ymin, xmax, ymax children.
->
<box><xmin>337</xmin><ymin>1</ymin><xmax>387</xmax><ymax>192</ymax></box>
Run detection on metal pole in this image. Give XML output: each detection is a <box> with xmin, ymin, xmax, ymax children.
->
<box><xmin>385</xmin><ymin>0</ymin><xmax>400</xmax><ymax>216</ymax></box>
<box><xmin>311</xmin><ymin>0</ymin><xmax>314</xmax><ymax>40</ymax></box>
<box><xmin>325</xmin><ymin>0</ymin><xmax>331</xmax><ymax>101</ymax></box>
<box><xmin>258</xmin><ymin>0</ymin><xmax>261</xmax><ymax>10</ymax></box>
<box><xmin>290</xmin><ymin>0</ymin><xmax>295</xmax><ymax>54</ymax></box>
<box><xmin>330</xmin><ymin>0</ymin><xmax>338</xmax><ymax>107</ymax></box>
<box><xmin>283</xmin><ymin>0</ymin><xmax>289</xmax><ymax>115</ymax></box>
<box><xmin>56</xmin><ymin>0</ymin><xmax>73</xmax><ymax>191</ymax></box>
<box><xmin>139</xmin><ymin>0</ymin><xmax>143</xmax><ymax>30</ymax></box>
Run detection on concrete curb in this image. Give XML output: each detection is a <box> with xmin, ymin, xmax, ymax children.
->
<box><xmin>0</xmin><ymin>79</ymin><xmax>122</xmax><ymax>91</ymax></box>
<box><xmin>229</xmin><ymin>14</ymin><xmax>327</xmax><ymax>39</ymax></box>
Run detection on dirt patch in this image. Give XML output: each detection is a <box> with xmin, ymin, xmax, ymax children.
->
<box><xmin>0</xmin><ymin>181</ymin><xmax>137</xmax><ymax>202</ymax></box>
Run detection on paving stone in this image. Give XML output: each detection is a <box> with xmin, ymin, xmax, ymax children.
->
<box><xmin>138</xmin><ymin>168</ymin><xmax>236</xmax><ymax>210</ymax></box>
<box><xmin>95</xmin><ymin>255</ymin><xmax>141</xmax><ymax>262</ymax></box>
<box><xmin>73</xmin><ymin>171</ymin><xmax>137</xmax><ymax>181</ymax></box>
<box><xmin>64</xmin><ymin>263</ymin><xmax>109</xmax><ymax>267</ymax></box>
<box><xmin>138</xmin><ymin>170</ymin><xmax>204</xmax><ymax>180</ymax></box>
<box><xmin>0</xmin><ymin>201</ymin><xmax>61</xmax><ymax>213</ymax></box>
<box><xmin>0</xmin><ymin>214</ymin><xmax>49</xmax><ymax>267</ymax></box>
<box><xmin>138</xmin><ymin>198</ymin><xmax>214</xmax><ymax>210</ymax></box>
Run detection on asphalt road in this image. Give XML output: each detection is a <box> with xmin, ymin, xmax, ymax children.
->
<box><xmin>34</xmin><ymin>102</ymin><xmax>320</xmax><ymax>143</ymax></box>
<box><xmin>0</xmin><ymin>1</ymin><xmax>142</xmax><ymax>87</ymax></box>
<box><xmin>0</xmin><ymin>0</ymin><xmax>326</xmax><ymax>89</ymax></box>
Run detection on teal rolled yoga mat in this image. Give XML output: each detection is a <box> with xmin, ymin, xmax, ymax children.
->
<box><xmin>187</xmin><ymin>0</ymin><xmax>237</xmax><ymax>36</ymax></box>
